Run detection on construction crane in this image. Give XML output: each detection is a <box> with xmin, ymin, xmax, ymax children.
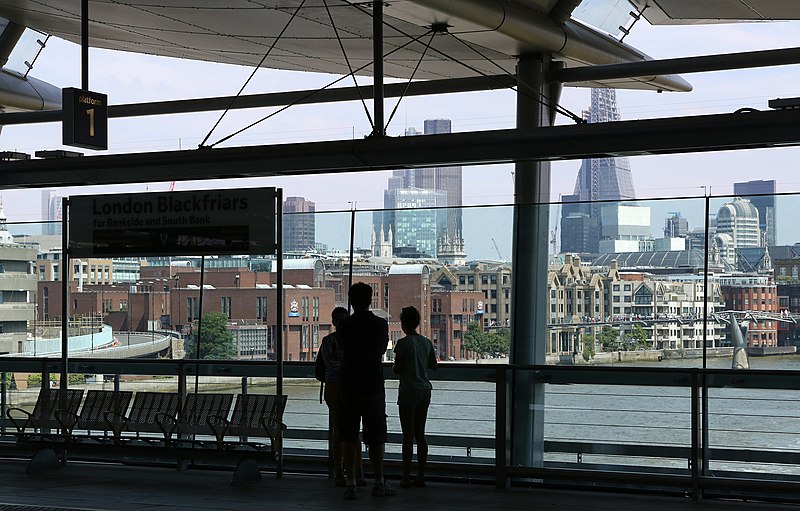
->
<box><xmin>491</xmin><ymin>238</ymin><xmax>503</xmax><ymax>260</ymax></box>
<box><xmin>550</xmin><ymin>194</ymin><xmax>561</xmax><ymax>255</ymax></box>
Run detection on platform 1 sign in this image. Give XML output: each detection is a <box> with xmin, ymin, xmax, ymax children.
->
<box><xmin>62</xmin><ymin>88</ymin><xmax>108</xmax><ymax>150</ymax></box>
<box><xmin>69</xmin><ymin>188</ymin><xmax>277</xmax><ymax>257</ymax></box>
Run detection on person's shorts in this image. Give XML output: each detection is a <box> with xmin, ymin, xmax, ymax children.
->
<box><xmin>397</xmin><ymin>388</ymin><xmax>431</xmax><ymax>409</ymax></box>
<box><xmin>339</xmin><ymin>386</ymin><xmax>387</xmax><ymax>445</ymax></box>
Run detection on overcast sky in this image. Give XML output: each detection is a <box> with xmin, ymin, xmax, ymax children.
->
<box><xmin>1</xmin><ymin>17</ymin><xmax>799</xmax><ymax>258</ymax></box>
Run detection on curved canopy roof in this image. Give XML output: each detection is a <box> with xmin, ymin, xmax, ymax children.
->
<box><xmin>0</xmin><ymin>0</ymin><xmax>698</xmax><ymax>92</ymax></box>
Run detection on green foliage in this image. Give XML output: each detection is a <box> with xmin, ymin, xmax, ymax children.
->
<box><xmin>626</xmin><ymin>325</ymin><xmax>651</xmax><ymax>351</ymax></box>
<box><xmin>27</xmin><ymin>374</ymin><xmax>46</xmax><ymax>386</ymax></box>
<box><xmin>463</xmin><ymin>323</ymin><xmax>509</xmax><ymax>358</ymax></box>
<box><xmin>184</xmin><ymin>311</ymin><xmax>236</xmax><ymax>360</ymax></box>
<box><xmin>581</xmin><ymin>334</ymin><xmax>595</xmax><ymax>362</ymax></box>
<box><xmin>27</xmin><ymin>373</ymin><xmax>85</xmax><ymax>386</ymax></box>
<box><xmin>598</xmin><ymin>325</ymin><xmax>620</xmax><ymax>352</ymax></box>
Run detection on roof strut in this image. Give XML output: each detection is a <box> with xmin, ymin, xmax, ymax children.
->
<box><xmin>371</xmin><ymin>0</ymin><xmax>384</xmax><ymax>138</ymax></box>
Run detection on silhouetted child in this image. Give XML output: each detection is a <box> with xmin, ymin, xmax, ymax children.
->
<box><xmin>392</xmin><ymin>305</ymin><xmax>438</xmax><ymax>488</ymax></box>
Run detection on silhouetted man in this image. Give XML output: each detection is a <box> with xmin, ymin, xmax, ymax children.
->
<box><xmin>337</xmin><ymin>282</ymin><xmax>395</xmax><ymax>499</ymax></box>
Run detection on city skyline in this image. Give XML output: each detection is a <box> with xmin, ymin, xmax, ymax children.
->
<box><xmin>0</xmin><ymin>19</ymin><xmax>797</xmax><ymax>259</ymax></box>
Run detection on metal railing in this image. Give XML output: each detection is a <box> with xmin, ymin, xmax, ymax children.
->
<box><xmin>2</xmin><ymin>358</ymin><xmax>800</xmax><ymax>501</ymax></box>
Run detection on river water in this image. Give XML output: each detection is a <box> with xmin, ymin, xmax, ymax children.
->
<box><xmin>271</xmin><ymin>355</ymin><xmax>800</xmax><ymax>476</ymax></box>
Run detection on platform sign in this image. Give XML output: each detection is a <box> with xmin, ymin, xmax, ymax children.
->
<box><xmin>62</xmin><ymin>87</ymin><xmax>108</xmax><ymax>150</ymax></box>
<box><xmin>69</xmin><ymin>188</ymin><xmax>277</xmax><ymax>257</ymax></box>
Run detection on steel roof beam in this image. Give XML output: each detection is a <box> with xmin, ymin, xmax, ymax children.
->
<box><xmin>551</xmin><ymin>47</ymin><xmax>800</xmax><ymax>85</ymax></box>
<box><xmin>0</xmin><ymin>75</ymin><xmax>515</xmax><ymax>126</ymax></box>
<box><xmin>0</xmin><ymin>107</ymin><xmax>797</xmax><ymax>190</ymax></box>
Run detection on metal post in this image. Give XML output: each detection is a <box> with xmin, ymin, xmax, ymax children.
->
<box><xmin>195</xmin><ymin>257</ymin><xmax>206</xmax><ymax>394</ymax></box>
<box><xmin>371</xmin><ymin>0</ymin><xmax>384</xmax><ymax>137</ymax></box>
<box><xmin>81</xmin><ymin>0</ymin><xmax>88</xmax><ymax>90</ymax></box>
<box><xmin>348</xmin><ymin>207</ymin><xmax>356</xmax><ymax>310</ymax></box>
<box><xmin>1</xmin><ymin>371</ymin><xmax>6</xmax><ymax>435</ymax></box>
<box><xmin>276</xmin><ymin>188</ymin><xmax>284</xmax><ymax>478</ymax></box>
<box><xmin>508</xmin><ymin>54</ymin><xmax>557</xmax><ymax>472</ymax></box>
<box><xmin>276</xmin><ymin>189</ymin><xmax>284</xmax><ymax>395</ymax></box>
<box><xmin>495</xmin><ymin>366</ymin><xmax>508</xmax><ymax>488</ymax></box>
<box><xmin>60</xmin><ymin>197</ymin><xmax>69</xmax><ymax>410</ymax></box>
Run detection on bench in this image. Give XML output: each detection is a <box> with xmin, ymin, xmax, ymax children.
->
<box><xmin>16</xmin><ymin>390</ymin><xmax>287</xmax><ymax>485</ymax></box>
<box><xmin>6</xmin><ymin>388</ymin><xmax>85</xmax><ymax>439</ymax></box>
<box><xmin>56</xmin><ymin>389</ymin><xmax>134</xmax><ymax>439</ymax></box>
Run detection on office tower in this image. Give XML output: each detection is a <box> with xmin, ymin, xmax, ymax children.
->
<box><xmin>560</xmin><ymin>89</ymin><xmax>635</xmax><ymax>254</ymax></box>
<box><xmin>598</xmin><ymin>204</ymin><xmax>652</xmax><ymax>253</ymax></box>
<box><xmin>283</xmin><ymin>197</ymin><xmax>315</xmax><ymax>253</ymax></box>
<box><xmin>664</xmin><ymin>212</ymin><xmax>689</xmax><ymax>238</ymax></box>
<box><xmin>375</xmin><ymin>187</ymin><xmax>446</xmax><ymax>258</ymax></box>
<box><xmin>41</xmin><ymin>189</ymin><xmax>63</xmax><ymax>235</ymax></box>
<box><xmin>734</xmin><ymin>179</ymin><xmax>777</xmax><ymax>246</ymax></box>
<box><xmin>572</xmin><ymin>89</ymin><xmax>636</xmax><ymax>203</ymax></box>
<box><xmin>411</xmin><ymin>119</ymin><xmax>463</xmax><ymax>244</ymax></box>
<box><xmin>376</xmin><ymin>120</ymin><xmax>464</xmax><ymax>259</ymax></box>
<box><xmin>714</xmin><ymin>197</ymin><xmax>760</xmax><ymax>266</ymax></box>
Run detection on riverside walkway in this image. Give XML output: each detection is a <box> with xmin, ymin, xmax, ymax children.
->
<box><xmin>0</xmin><ymin>458</ymin><xmax>792</xmax><ymax>511</ymax></box>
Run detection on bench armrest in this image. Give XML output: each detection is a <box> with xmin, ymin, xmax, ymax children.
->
<box><xmin>260</xmin><ymin>415</ymin><xmax>287</xmax><ymax>448</ymax></box>
<box><xmin>207</xmin><ymin>414</ymin><xmax>231</xmax><ymax>445</ymax></box>
<box><xmin>154</xmin><ymin>412</ymin><xmax>177</xmax><ymax>444</ymax></box>
<box><xmin>6</xmin><ymin>407</ymin><xmax>33</xmax><ymax>433</ymax></box>
<box><xmin>55</xmin><ymin>409</ymin><xmax>80</xmax><ymax>436</ymax></box>
<box><xmin>103</xmin><ymin>411</ymin><xmax>129</xmax><ymax>443</ymax></box>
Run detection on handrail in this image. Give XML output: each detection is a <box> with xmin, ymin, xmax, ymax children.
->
<box><xmin>1</xmin><ymin>359</ymin><xmax>800</xmax><ymax>501</ymax></box>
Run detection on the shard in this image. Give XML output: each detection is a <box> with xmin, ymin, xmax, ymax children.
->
<box><xmin>561</xmin><ymin>89</ymin><xmax>636</xmax><ymax>254</ymax></box>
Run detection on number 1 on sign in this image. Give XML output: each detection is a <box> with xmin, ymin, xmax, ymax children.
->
<box><xmin>86</xmin><ymin>108</ymin><xmax>95</xmax><ymax>137</ymax></box>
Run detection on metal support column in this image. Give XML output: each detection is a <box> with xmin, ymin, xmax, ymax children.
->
<box><xmin>509</xmin><ymin>54</ymin><xmax>558</xmax><ymax>473</ymax></box>
<box><xmin>371</xmin><ymin>0</ymin><xmax>385</xmax><ymax>137</ymax></box>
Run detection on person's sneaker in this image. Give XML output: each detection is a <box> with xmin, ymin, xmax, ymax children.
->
<box><xmin>334</xmin><ymin>475</ymin><xmax>347</xmax><ymax>487</ymax></box>
<box><xmin>372</xmin><ymin>482</ymin><xmax>397</xmax><ymax>497</ymax></box>
<box><xmin>400</xmin><ymin>478</ymin><xmax>413</xmax><ymax>488</ymax></box>
<box><xmin>343</xmin><ymin>486</ymin><xmax>357</xmax><ymax>500</ymax></box>
<box><xmin>413</xmin><ymin>476</ymin><xmax>426</xmax><ymax>488</ymax></box>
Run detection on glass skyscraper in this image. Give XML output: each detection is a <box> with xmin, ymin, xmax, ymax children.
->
<box><xmin>561</xmin><ymin>88</ymin><xmax>636</xmax><ymax>254</ymax></box>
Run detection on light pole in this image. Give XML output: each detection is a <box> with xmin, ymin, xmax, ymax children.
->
<box><xmin>33</xmin><ymin>289</ymin><xmax>37</xmax><ymax>357</ymax></box>
<box><xmin>173</xmin><ymin>274</ymin><xmax>182</xmax><ymax>338</ymax></box>
<box><xmin>127</xmin><ymin>286</ymin><xmax>132</xmax><ymax>346</ymax></box>
<box><xmin>149</xmin><ymin>282</ymin><xmax>155</xmax><ymax>342</ymax></box>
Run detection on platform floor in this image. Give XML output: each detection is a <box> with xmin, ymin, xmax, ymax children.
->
<box><xmin>0</xmin><ymin>458</ymin><xmax>795</xmax><ymax>511</ymax></box>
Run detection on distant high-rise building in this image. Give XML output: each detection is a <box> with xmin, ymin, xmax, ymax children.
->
<box><xmin>374</xmin><ymin>187</ymin><xmax>446</xmax><ymax>258</ymax></box>
<box><xmin>411</xmin><ymin>119</ymin><xmax>463</xmax><ymax>244</ymax></box>
<box><xmin>664</xmin><ymin>212</ymin><xmax>689</xmax><ymax>238</ymax></box>
<box><xmin>41</xmin><ymin>190</ymin><xmax>63</xmax><ymax>235</ymax></box>
<box><xmin>572</xmin><ymin>89</ymin><xmax>635</xmax><ymax>203</ymax></box>
<box><xmin>560</xmin><ymin>89</ymin><xmax>635</xmax><ymax>254</ymax></box>
<box><xmin>714</xmin><ymin>197</ymin><xmax>760</xmax><ymax>266</ymax></box>
<box><xmin>377</xmin><ymin>120</ymin><xmax>464</xmax><ymax>260</ymax></box>
<box><xmin>283</xmin><ymin>197</ymin><xmax>315</xmax><ymax>253</ymax></box>
<box><xmin>734</xmin><ymin>179</ymin><xmax>777</xmax><ymax>246</ymax></box>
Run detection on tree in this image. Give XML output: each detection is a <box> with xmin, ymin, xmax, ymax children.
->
<box><xmin>184</xmin><ymin>311</ymin><xmax>236</xmax><ymax>360</ymax></box>
<box><xmin>628</xmin><ymin>325</ymin><xmax>650</xmax><ymax>351</ymax></box>
<box><xmin>598</xmin><ymin>325</ymin><xmax>619</xmax><ymax>351</ymax></box>
<box><xmin>581</xmin><ymin>334</ymin><xmax>596</xmax><ymax>361</ymax></box>
<box><xmin>463</xmin><ymin>322</ymin><xmax>509</xmax><ymax>358</ymax></box>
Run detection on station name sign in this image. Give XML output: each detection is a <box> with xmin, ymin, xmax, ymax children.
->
<box><xmin>69</xmin><ymin>188</ymin><xmax>277</xmax><ymax>257</ymax></box>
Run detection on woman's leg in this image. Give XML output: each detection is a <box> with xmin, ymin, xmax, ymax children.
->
<box><xmin>413</xmin><ymin>393</ymin><xmax>431</xmax><ymax>485</ymax></box>
<box><xmin>398</xmin><ymin>403</ymin><xmax>415</xmax><ymax>485</ymax></box>
<box><xmin>324</xmin><ymin>384</ymin><xmax>344</xmax><ymax>484</ymax></box>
